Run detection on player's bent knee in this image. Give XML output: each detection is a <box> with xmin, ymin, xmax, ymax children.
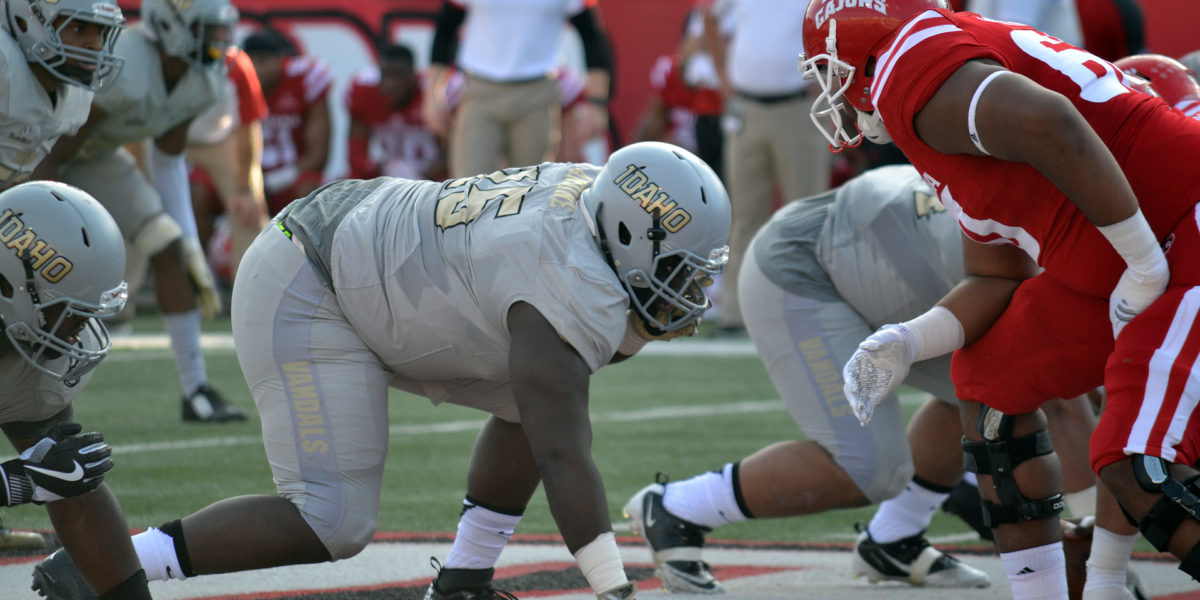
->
<box><xmin>963</xmin><ymin>406</ymin><xmax>1064</xmax><ymax>528</ymax></box>
<box><xmin>322</xmin><ymin>514</ymin><xmax>379</xmax><ymax>560</ymax></box>
<box><xmin>132</xmin><ymin>212</ymin><xmax>183</xmax><ymax>258</ymax></box>
<box><xmin>1115</xmin><ymin>454</ymin><xmax>1200</xmax><ymax>577</ymax></box>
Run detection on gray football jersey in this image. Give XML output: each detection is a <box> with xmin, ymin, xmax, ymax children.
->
<box><xmin>75</xmin><ymin>26</ymin><xmax>222</xmax><ymax>161</ymax></box>
<box><xmin>284</xmin><ymin>163</ymin><xmax>629</xmax><ymax>381</ymax></box>
<box><xmin>754</xmin><ymin>165</ymin><xmax>964</xmax><ymax>327</ymax></box>
<box><xmin>0</xmin><ymin>32</ymin><xmax>93</xmax><ymax>186</ymax></box>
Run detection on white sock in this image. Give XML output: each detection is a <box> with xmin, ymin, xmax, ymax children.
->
<box><xmin>132</xmin><ymin>527</ymin><xmax>187</xmax><ymax>581</ymax></box>
<box><xmin>444</xmin><ymin>500</ymin><xmax>522</xmax><ymax>569</ymax></box>
<box><xmin>163</xmin><ymin>310</ymin><xmax>206</xmax><ymax>396</ymax></box>
<box><xmin>867</xmin><ymin>479</ymin><xmax>949</xmax><ymax>543</ymax></box>
<box><xmin>662</xmin><ymin>463</ymin><xmax>747</xmax><ymax>529</ymax></box>
<box><xmin>1084</xmin><ymin>526</ymin><xmax>1138</xmax><ymax>592</ymax></box>
<box><xmin>1063</xmin><ymin>486</ymin><xmax>1097</xmax><ymax>519</ymax></box>
<box><xmin>1001</xmin><ymin>541</ymin><xmax>1068</xmax><ymax>600</ymax></box>
<box><xmin>963</xmin><ymin>471</ymin><xmax>978</xmax><ymax>486</ymax></box>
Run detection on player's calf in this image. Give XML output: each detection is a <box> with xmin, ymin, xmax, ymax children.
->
<box><xmin>1101</xmin><ymin>455</ymin><xmax>1200</xmax><ymax>580</ymax></box>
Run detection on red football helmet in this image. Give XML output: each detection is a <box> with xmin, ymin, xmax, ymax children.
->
<box><xmin>1113</xmin><ymin>54</ymin><xmax>1200</xmax><ymax>112</ymax></box>
<box><xmin>799</xmin><ymin>0</ymin><xmax>949</xmax><ymax>150</ymax></box>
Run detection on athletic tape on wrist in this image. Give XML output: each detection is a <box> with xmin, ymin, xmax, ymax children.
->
<box><xmin>1097</xmin><ymin>209</ymin><xmax>1165</xmax><ymax>274</ymax></box>
<box><xmin>573</xmin><ymin>532</ymin><xmax>628</xmax><ymax>594</ymax></box>
<box><xmin>902</xmin><ymin>306</ymin><xmax>964</xmax><ymax>362</ymax></box>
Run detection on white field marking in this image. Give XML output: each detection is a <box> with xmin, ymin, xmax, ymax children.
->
<box><xmin>102</xmin><ymin>334</ymin><xmax>930</xmax><ymax>456</ymax></box>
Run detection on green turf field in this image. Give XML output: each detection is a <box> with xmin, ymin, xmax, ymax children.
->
<box><xmin>0</xmin><ymin>313</ymin><xmax>989</xmax><ymax>548</ymax></box>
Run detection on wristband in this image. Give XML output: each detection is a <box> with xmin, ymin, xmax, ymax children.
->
<box><xmin>1097</xmin><ymin>209</ymin><xmax>1164</xmax><ymax>275</ymax></box>
<box><xmin>900</xmin><ymin>306</ymin><xmax>964</xmax><ymax>362</ymax></box>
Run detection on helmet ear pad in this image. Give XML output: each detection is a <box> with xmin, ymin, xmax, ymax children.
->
<box><xmin>585</xmin><ymin>141</ymin><xmax>731</xmax><ymax>332</ymax></box>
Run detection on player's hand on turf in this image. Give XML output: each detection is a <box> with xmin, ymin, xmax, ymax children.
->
<box><xmin>842</xmin><ymin>324</ymin><xmax>915</xmax><ymax>426</ymax></box>
<box><xmin>16</xmin><ymin>423</ymin><xmax>113</xmax><ymax>503</ymax></box>
<box><xmin>182</xmin><ymin>236</ymin><xmax>223</xmax><ymax>319</ymax></box>
<box><xmin>1109</xmin><ymin>263</ymin><xmax>1168</xmax><ymax>338</ymax></box>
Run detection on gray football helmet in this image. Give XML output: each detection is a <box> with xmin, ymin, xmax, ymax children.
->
<box><xmin>2</xmin><ymin>0</ymin><xmax>125</xmax><ymax>92</ymax></box>
<box><xmin>0</xmin><ymin>181</ymin><xmax>127</xmax><ymax>384</ymax></box>
<box><xmin>141</xmin><ymin>0</ymin><xmax>238</xmax><ymax>69</ymax></box>
<box><xmin>582</xmin><ymin>141</ymin><xmax>731</xmax><ymax>332</ymax></box>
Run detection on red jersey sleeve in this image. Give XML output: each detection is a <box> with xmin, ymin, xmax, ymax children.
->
<box><xmin>228</xmin><ymin>48</ymin><xmax>268</xmax><ymax>124</ymax></box>
<box><xmin>871</xmin><ymin>9</ymin><xmax>999</xmax><ymax>150</ymax></box>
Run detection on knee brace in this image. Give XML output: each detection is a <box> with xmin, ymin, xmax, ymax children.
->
<box><xmin>1129</xmin><ymin>454</ymin><xmax>1200</xmax><ymax>577</ymax></box>
<box><xmin>962</xmin><ymin>406</ymin><xmax>1065</xmax><ymax>527</ymax></box>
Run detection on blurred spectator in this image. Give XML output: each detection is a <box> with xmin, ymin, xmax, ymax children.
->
<box><xmin>345</xmin><ymin>44</ymin><xmax>445</xmax><ymax>181</ymax></box>
<box><xmin>633</xmin><ymin>10</ymin><xmax>724</xmax><ymax>179</ymax></box>
<box><xmin>443</xmin><ymin>66</ymin><xmax>605</xmax><ymax>165</ymax></box>
<box><xmin>244</xmin><ymin>28</ymin><xmax>333</xmax><ymax>215</ymax></box>
<box><xmin>1075</xmin><ymin>0</ymin><xmax>1145</xmax><ymax>61</ymax></box>
<box><xmin>703</xmin><ymin>0</ymin><xmax>832</xmax><ymax>335</ymax></box>
<box><xmin>186</xmin><ymin>46</ymin><xmax>269</xmax><ymax>282</ymax></box>
<box><xmin>423</xmin><ymin>0</ymin><xmax>612</xmax><ymax>177</ymax></box>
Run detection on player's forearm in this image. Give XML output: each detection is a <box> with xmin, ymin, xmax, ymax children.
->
<box><xmin>936</xmin><ymin>274</ymin><xmax>1024</xmax><ymax>346</ymax></box>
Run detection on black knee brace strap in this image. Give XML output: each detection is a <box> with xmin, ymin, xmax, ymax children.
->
<box><xmin>1131</xmin><ymin>455</ymin><xmax>1200</xmax><ymax>552</ymax></box>
<box><xmin>963</xmin><ymin>409</ymin><xmax>1063</xmax><ymax>527</ymax></box>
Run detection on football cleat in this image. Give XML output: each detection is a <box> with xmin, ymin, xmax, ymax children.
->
<box><xmin>31</xmin><ymin>549</ymin><xmax>96</xmax><ymax>600</ymax></box>
<box><xmin>182</xmin><ymin>384</ymin><xmax>248</xmax><ymax>423</ymax></box>
<box><xmin>851</xmin><ymin>522</ymin><xmax>991</xmax><ymax>588</ymax></box>
<box><xmin>623</xmin><ymin>473</ymin><xmax>724</xmax><ymax>594</ymax></box>
<box><xmin>424</xmin><ymin>557</ymin><xmax>518</xmax><ymax>600</ymax></box>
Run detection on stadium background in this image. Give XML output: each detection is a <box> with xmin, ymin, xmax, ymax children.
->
<box><xmin>112</xmin><ymin>0</ymin><xmax>1200</xmax><ymax>182</ymax></box>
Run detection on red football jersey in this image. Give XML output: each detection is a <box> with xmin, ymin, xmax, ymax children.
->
<box><xmin>872</xmin><ymin>9</ymin><xmax>1200</xmax><ymax>296</ymax></box>
<box><xmin>261</xmin><ymin>55</ymin><xmax>333</xmax><ymax>187</ymax></box>
<box><xmin>345</xmin><ymin>68</ymin><xmax>440</xmax><ymax>180</ymax></box>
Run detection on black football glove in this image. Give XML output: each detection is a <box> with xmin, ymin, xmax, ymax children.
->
<box><xmin>4</xmin><ymin>423</ymin><xmax>114</xmax><ymax>504</ymax></box>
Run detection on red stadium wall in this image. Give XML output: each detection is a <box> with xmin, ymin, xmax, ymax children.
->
<box><xmin>117</xmin><ymin>0</ymin><xmax>1200</xmax><ymax>171</ymax></box>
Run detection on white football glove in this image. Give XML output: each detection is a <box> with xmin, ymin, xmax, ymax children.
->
<box><xmin>842</xmin><ymin>324</ymin><xmax>916</xmax><ymax>426</ymax></box>
<box><xmin>182</xmin><ymin>236</ymin><xmax>222</xmax><ymax>319</ymax></box>
<box><xmin>1109</xmin><ymin>262</ymin><xmax>1168</xmax><ymax>338</ymax></box>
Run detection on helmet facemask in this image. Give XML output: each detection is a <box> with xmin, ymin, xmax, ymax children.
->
<box><xmin>3</xmin><ymin>257</ymin><xmax>126</xmax><ymax>385</ymax></box>
<box><xmin>620</xmin><ymin>225</ymin><xmax>728</xmax><ymax>334</ymax></box>
<box><xmin>5</xmin><ymin>0</ymin><xmax>125</xmax><ymax>92</ymax></box>
<box><xmin>799</xmin><ymin>19</ymin><xmax>863</xmax><ymax>152</ymax></box>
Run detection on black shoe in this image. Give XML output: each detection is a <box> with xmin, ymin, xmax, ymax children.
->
<box><xmin>424</xmin><ymin>557</ymin><xmax>518</xmax><ymax>599</ymax></box>
<box><xmin>851</xmin><ymin>521</ymin><xmax>991</xmax><ymax>588</ymax></box>
<box><xmin>941</xmin><ymin>480</ymin><xmax>994</xmax><ymax>541</ymax></box>
<box><xmin>31</xmin><ymin>549</ymin><xmax>97</xmax><ymax>600</ymax></box>
<box><xmin>622</xmin><ymin>473</ymin><xmax>723</xmax><ymax>594</ymax></box>
<box><xmin>182</xmin><ymin>384</ymin><xmax>247</xmax><ymax>423</ymax></box>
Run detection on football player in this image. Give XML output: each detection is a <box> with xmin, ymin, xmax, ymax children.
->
<box><xmin>32</xmin><ymin>0</ymin><xmax>247</xmax><ymax>424</ymax></box>
<box><xmin>0</xmin><ymin>0</ymin><xmax>125</xmax><ymax>552</ymax></box>
<box><xmin>0</xmin><ymin>0</ymin><xmax>123</xmax><ymax>189</ymax></box>
<box><xmin>0</xmin><ymin>182</ymin><xmax>149</xmax><ymax>599</ymax></box>
<box><xmin>243</xmin><ymin>28</ymin><xmax>332</xmax><ymax>216</ymax></box>
<box><xmin>624</xmin><ymin>165</ymin><xmax>1104</xmax><ymax>593</ymax></box>
<box><xmin>800</xmin><ymin>1</ymin><xmax>1200</xmax><ymax>598</ymax></box>
<box><xmin>31</xmin><ymin>142</ymin><xmax>730</xmax><ymax>600</ymax></box>
<box><xmin>345</xmin><ymin>43</ymin><xmax>444</xmax><ymax>181</ymax></box>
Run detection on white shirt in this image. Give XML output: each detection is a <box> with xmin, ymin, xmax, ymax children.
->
<box><xmin>711</xmin><ymin>0</ymin><xmax>809</xmax><ymax>96</ymax></box>
<box><xmin>455</xmin><ymin>0</ymin><xmax>587</xmax><ymax>81</ymax></box>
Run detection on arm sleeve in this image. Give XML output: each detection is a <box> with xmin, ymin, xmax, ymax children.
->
<box><xmin>569</xmin><ymin>9</ymin><xmax>612</xmax><ymax>72</ymax></box>
<box><xmin>148</xmin><ymin>144</ymin><xmax>199</xmax><ymax>239</ymax></box>
<box><xmin>430</xmin><ymin>1</ymin><xmax>467</xmax><ymax>67</ymax></box>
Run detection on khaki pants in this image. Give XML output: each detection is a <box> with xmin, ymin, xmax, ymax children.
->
<box><xmin>719</xmin><ymin>93</ymin><xmax>832</xmax><ymax>329</ymax></box>
<box><xmin>450</xmin><ymin>75</ymin><xmax>559</xmax><ymax>177</ymax></box>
